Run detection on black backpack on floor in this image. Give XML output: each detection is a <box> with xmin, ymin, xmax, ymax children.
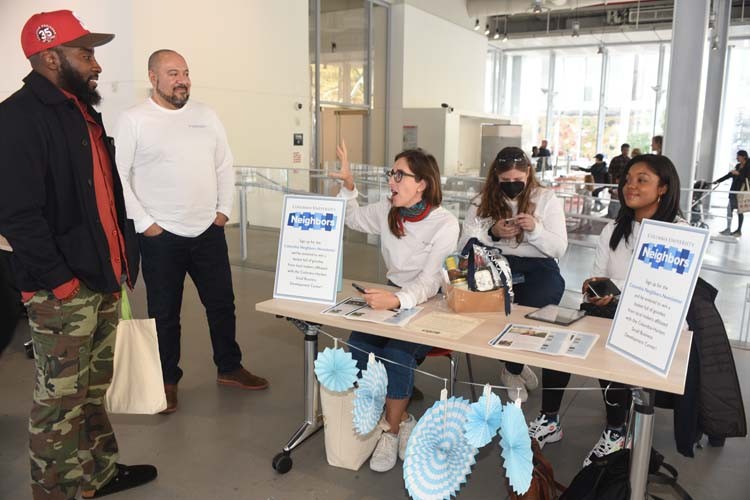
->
<box><xmin>560</xmin><ymin>448</ymin><xmax>692</xmax><ymax>500</ymax></box>
<box><xmin>560</xmin><ymin>449</ymin><xmax>630</xmax><ymax>500</ymax></box>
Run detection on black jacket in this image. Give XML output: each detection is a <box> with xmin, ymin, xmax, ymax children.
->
<box><xmin>658</xmin><ymin>278</ymin><xmax>747</xmax><ymax>457</ymax></box>
<box><xmin>0</xmin><ymin>71</ymin><xmax>138</xmax><ymax>294</ymax></box>
<box><xmin>579</xmin><ymin>161</ymin><xmax>609</xmax><ymax>184</ymax></box>
<box><xmin>714</xmin><ymin>162</ymin><xmax>750</xmax><ymax>192</ymax></box>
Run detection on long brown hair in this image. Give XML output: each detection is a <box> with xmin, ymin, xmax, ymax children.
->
<box><xmin>387</xmin><ymin>149</ymin><xmax>443</xmax><ymax>238</ymax></box>
<box><xmin>477</xmin><ymin>147</ymin><xmax>540</xmax><ymax>241</ymax></box>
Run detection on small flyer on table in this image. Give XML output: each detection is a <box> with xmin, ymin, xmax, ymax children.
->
<box><xmin>322</xmin><ymin>297</ymin><xmax>423</xmax><ymax>327</ymax></box>
<box><xmin>273</xmin><ymin>195</ymin><xmax>346</xmax><ymax>305</ymax></box>
<box><xmin>407</xmin><ymin>312</ymin><xmax>484</xmax><ymax>340</ymax></box>
<box><xmin>488</xmin><ymin>324</ymin><xmax>598</xmax><ymax>359</ymax></box>
<box><xmin>607</xmin><ymin>220</ymin><xmax>709</xmax><ymax>376</ymax></box>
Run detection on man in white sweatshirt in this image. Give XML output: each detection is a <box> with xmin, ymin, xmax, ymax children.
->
<box><xmin>115</xmin><ymin>49</ymin><xmax>268</xmax><ymax>414</ymax></box>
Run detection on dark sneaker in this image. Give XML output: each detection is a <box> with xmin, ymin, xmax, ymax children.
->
<box><xmin>719</xmin><ymin>228</ymin><xmax>732</xmax><ymax>236</ymax></box>
<box><xmin>81</xmin><ymin>463</ymin><xmax>157</xmax><ymax>498</ymax></box>
<box><xmin>160</xmin><ymin>384</ymin><xmax>178</xmax><ymax>414</ymax></box>
<box><xmin>731</xmin><ymin>230</ymin><xmax>742</xmax><ymax>237</ymax></box>
<box><xmin>217</xmin><ymin>367</ymin><xmax>269</xmax><ymax>390</ymax></box>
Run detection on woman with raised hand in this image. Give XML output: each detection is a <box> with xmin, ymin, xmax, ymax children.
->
<box><xmin>582</xmin><ymin>154</ymin><xmax>684</xmax><ymax>467</ymax></box>
<box><xmin>459</xmin><ymin>146</ymin><xmax>569</xmax><ymax>450</ymax></box>
<box><xmin>329</xmin><ymin>143</ymin><xmax>459</xmax><ymax>473</ymax></box>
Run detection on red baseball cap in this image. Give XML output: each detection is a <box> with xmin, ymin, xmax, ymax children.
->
<box><xmin>21</xmin><ymin>10</ymin><xmax>114</xmax><ymax>58</ymax></box>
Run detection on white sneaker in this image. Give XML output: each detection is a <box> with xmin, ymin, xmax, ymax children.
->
<box><xmin>398</xmin><ymin>414</ymin><xmax>416</xmax><ymax>461</ymax></box>
<box><xmin>583</xmin><ymin>428</ymin><xmax>626</xmax><ymax>467</ymax></box>
<box><xmin>500</xmin><ymin>367</ymin><xmax>528</xmax><ymax>402</ymax></box>
<box><xmin>528</xmin><ymin>413</ymin><xmax>563</xmax><ymax>448</ymax></box>
<box><xmin>370</xmin><ymin>432</ymin><xmax>399</xmax><ymax>472</ymax></box>
<box><xmin>520</xmin><ymin>365</ymin><xmax>539</xmax><ymax>391</ymax></box>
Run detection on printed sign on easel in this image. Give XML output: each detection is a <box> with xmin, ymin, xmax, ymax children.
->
<box><xmin>273</xmin><ymin>195</ymin><xmax>346</xmax><ymax>304</ymax></box>
<box><xmin>607</xmin><ymin>220</ymin><xmax>709</xmax><ymax>376</ymax></box>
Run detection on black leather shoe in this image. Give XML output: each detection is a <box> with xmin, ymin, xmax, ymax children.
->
<box><xmin>82</xmin><ymin>463</ymin><xmax>157</xmax><ymax>498</ymax></box>
<box><xmin>708</xmin><ymin>436</ymin><xmax>726</xmax><ymax>447</ymax></box>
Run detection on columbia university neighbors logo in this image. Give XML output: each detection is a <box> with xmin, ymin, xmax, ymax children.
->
<box><xmin>638</xmin><ymin>243</ymin><xmax>693</xmax><ymax>274</ymax></box>
<box><xmin>287</xmin><ymin>212</ymin><xmax>337</xmax><ymax>231</ymax></box>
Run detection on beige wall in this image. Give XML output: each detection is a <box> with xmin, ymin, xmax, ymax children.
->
<box><xmin>1</xmin><ymin>1</ymin><xmax>311</xmax><ymax>228</ymax></box>
<box><xmin>0</xmin><ymin>1</ymin><xmax>135</xmax><ymax>130</ymax></box>
<box><xmin>401</xmin><ymin>4</ymin><xmax>487</xmax><ymax>111</ymax></box>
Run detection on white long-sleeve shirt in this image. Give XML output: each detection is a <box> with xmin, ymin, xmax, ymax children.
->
<box><xmin>114</xmin><ymin>98</ymin><xmax>234</xmax><ymax>237</ymax></box>
<box><xmin>458</xmin><ymin>188</ymin><xmax>567</xmax><ymax>259</ymax></box>
<box><xmin>338</xmin><ymin>187</ymin><xmax>459</xmax><ymax>309</ymax></box>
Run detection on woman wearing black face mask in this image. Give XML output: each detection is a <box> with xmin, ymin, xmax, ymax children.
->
<box><xmin>459</xmin><ymin>146</ymin><xmax>570</xmax><ymax>448</ymax></box>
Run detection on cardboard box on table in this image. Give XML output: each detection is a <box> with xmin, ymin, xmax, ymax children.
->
<box><xmin>444</xmin><ymin>283</ymin><xmax>506</xmax><ymax>313</ymax></box>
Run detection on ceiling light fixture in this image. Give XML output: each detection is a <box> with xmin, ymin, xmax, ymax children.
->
<box><xmin>484</xmin><ymin>23</ymin><xmax>491</xmax><ymax>36</ymax></box>
<box><xmin>474</xmin><ymin>19</ymin><xmax>480</xmax><ymax>31</ymax></box>
<box><xmin>532</xmin><ymin>0</ymin><xmax>543</xmax><ymax>14</ymax></box>
<box><xmin>571</xmin><ymin>21</ymin><xmax>580</xmax><ymax>38</ymax></box>
<box><xmin>503</xmin><ymin>17</ymin><xmax>509</xmax><ymax>42</ymax></box>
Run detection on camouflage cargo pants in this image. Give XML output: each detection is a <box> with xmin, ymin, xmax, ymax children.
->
<box><xmin>25</xmin><ymin>284</ymin><xmax>120</xmax><ymax>500</ymax></box>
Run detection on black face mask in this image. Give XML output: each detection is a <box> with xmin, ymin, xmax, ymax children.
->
<box><xmin>500</xmin><ymin>181</ymin><xmax>525</xmax><ymax>199</ymax></box>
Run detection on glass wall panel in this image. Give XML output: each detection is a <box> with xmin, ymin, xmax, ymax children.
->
<box><xmin>317</xmin><ymin>1</ymin><xmax>367</xmax><ymax>105</ymax></box>
<box><xmin>485</xmin><ymin>49</ymin><xmax>501</xmax><ymax>114</ymax></box>
<box><xmin>489</xmin><ymin>44</ymin><xmax>671</xmax><ymax>162</ymax></box>
<box><xmin>550</xmin><ymin>50</ymin><xmax>601</xmax><ymax>161</ymax></box>
<box><xmin>499</xmin><ymin>52</ymin><xmax>550</xmax><ymax>151</ymax></box>
<box><xmin>602</xmin><ymin>45</ymin><xmax>665</xmax><ymax>157</ymax></box>
<box><xmin>717</xmin><ymin>44</ymin><xmax>750</xmax><ymax>179</ymax></box>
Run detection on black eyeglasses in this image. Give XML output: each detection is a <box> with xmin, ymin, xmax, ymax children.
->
<box><xmin>385</xmin><ymin>169</ymin><xmax>418</xmax><ymax>183</ymax></box>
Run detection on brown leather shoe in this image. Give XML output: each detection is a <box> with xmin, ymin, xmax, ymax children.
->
<box><xmin>217</xmin><ymin>367</ymin><xmax>269</xmax><ymax>390</ymax></box>
<box><xmin>160</xmin><ymin>384</ymin><xmax>178</xmax><ymax>414</ymax></box>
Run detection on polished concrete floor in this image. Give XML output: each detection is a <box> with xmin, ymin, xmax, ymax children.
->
<box><xmin>1</xmin><ymin>258</ymin><xmax>748</xmax><ymax>499</ymax></box>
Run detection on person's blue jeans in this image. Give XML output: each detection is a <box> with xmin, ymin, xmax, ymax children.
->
<box><xmin>349</xmin><ymin>331</ymin><xmax>432</xmax><ymax>399</ymax></box>
<box><xmin>139</xmin><ymin>224</ymin><xmax>242</xmax><ymax>385</ymax></box>
<box><xmin>505</xmin><ymin>256</ymin><xmax>565</xmax><ymax>310</ymax></box>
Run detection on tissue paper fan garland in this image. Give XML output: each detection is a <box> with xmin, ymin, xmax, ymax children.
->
<box><xmin>403</xmin><ymin>391</ymin><xmax>478</xmax><ymax>500</ymax></box>
<box><xmin>463</xmin><ymin>384</ymin><xmax>503</xmax><ymax>448</ymax></box>
<box><xmin>498</xmin><ymin>402</ymin><xmax>534</xmax><ymax>495</ymax></box>
<box><xmin>314</xmin><ymin>346</ymin><xmax>359</xmax><ymax>392</ymax></box>
<box><xmin>352</xmin><ymin>353</ymin><xmax>388</xmax><ymax>435</ymax></box>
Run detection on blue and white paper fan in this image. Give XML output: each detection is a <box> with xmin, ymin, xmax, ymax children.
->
<box><xmin>498</xmin><ymin>401</ymin><xmax>534</xmax><ymax>495</ymax></box>
<box><xmin>353</xmin><ymin>353</ymin><xmax>388</xmax><ymax>435</ymax></box>
<box><xmin>314</xmin><ymin>345</ymin><xmax>359</xmax><ymax>392</ymax></box>
<box><xmin>404</xmin><ymin>390</ymin><xmax>478</xmax><ymax>500</ymax></box>
<box><xmin>464</xmin><ymin>384</ymin><xmax>503</xmax><ymax>448</ymax></box>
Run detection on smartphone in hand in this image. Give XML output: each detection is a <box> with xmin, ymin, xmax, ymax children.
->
<box><xmin>587</xmin><ymin>279</ymin><xmax>621</xmax><ymax>298</ymax></box>
<box><xmin>352</xmin><ymin>283</ymin><xmax>367</xmax><ymax>294</ymax></box>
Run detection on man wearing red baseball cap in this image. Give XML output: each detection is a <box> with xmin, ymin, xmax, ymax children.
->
<box><xmin>0</xmin><ymin>10</ymin><xmax>156</xmax><ymax>500</ymax></box>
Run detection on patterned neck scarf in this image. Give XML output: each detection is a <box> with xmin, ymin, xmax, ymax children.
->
<box><xmin>396</xmin><ymin>200</ymin><xmax>432</xmax><ymax>234</ymax></box>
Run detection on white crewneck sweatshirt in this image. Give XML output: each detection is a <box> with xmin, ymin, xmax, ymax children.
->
<box><xmin>338</xmin><ymin>186</ymin><xmax>459</xmax><ymax>310</ymax></box>
<box><xmin>115</xmin><ymin>98</ymin><xmax>234</xmax><ymax>237</ymax></box>
<box><xmin>458</xmin><ymin>188</ymin><xmax>567</xmax><ymax>259</ymax></box>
